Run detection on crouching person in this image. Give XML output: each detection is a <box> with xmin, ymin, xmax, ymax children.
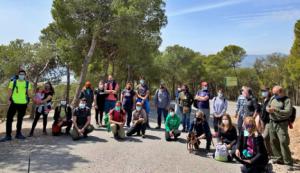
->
<box><xmin>109</xmin><ymin>101</ymin><xmax>126</xmax><ymax>139</ymax></box>
<box><xmin>165</xmin><ymin>108</ymin><xmax>181</xmax><ymax>141</ymax></box>
<box><xmin>189</xmin><ymin>111</ymin><xmax>212</xmax><ymax>151</ymax></box>
<box><xmin>234</xmin><ymin>117</ymin><xmax>268</xmax><ymax>173</ymax></box>
<box><xmin>71</xmin><ymin>98</ymin><xmax>94</xmax><ymax>140</ymax></box>
<box><xmin>126</xmin><ymin>102</ymin><xmax>147</xmax><ymax>138</ymax></box>
<box><xmin>52</xmin><ymin>100</ymin><xmax>73</xmax><ymax>136</ymax></box>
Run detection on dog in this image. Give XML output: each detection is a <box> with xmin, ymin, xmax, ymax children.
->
<box><xmin>187</xmin><ymin>132</ymin><xmax>199</xmax><ymax>153</ymax></box>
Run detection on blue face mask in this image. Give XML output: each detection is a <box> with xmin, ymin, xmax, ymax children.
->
<box><xmin>18</xmin><ymin>74</ymin><xmax>25</xmax><ymax>80</ymax></box>
<box><xmin>202</xmin><ymin>87</ymin><xmax>208</xmax><ymax>91</ymax></box>
<box><xmin>140</xmin><ymin>80</ymin><xmax>145</xmax><ymax>85</ymax></box>
<box><xmin>136</xmin><ymin>106</ymin><xmax>142</xmax><ymax>111</ymax></box>
<box><xmin>261</xmin><ymin>91</ymin><xmax>268</xmax><ymax>98</ymax></box>
<box><xmin>244</xmin><ymin>130</ymin><xmax>249</xmax><ymax>137</ymax></box>
<box><xmin>275</xmin><ymin>95</ymin><xmax>283</xmax><ymax>100</ymax></box>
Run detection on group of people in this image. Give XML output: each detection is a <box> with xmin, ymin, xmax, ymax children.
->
<box><xmin>0</xmin><ymin>70</ymin><xmax>296</xmax><ymax>173</ymax></box>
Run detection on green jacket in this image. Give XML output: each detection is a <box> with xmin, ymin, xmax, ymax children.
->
<box><xmin>267</xmin><ymin>96</ymin><xmax>292</xmax><ymax>121</ymax></box>
<box><xmin>165</xmin><ymin>113</ymin><xmax>181</xmax><ymax>132</ymax></box>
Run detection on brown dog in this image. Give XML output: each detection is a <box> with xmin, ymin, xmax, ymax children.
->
<box><xmin>187</xmin><ymin>132</ymin><xmax>199</xmax><ymax>153</ymax></box>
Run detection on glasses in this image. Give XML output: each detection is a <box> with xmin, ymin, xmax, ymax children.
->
<box><xmin>245</xmin><ymin>124</ymin><xmax>254</xmax><ymax>129</ymax></box>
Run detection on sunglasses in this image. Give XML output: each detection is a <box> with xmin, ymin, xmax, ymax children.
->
<box><xmin>245</xmin><ymin>124</ymin><xmax>254</xmax><ymax>129</ymax></box>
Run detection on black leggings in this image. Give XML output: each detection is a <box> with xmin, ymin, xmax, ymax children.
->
<box><xmin>30</xmin><ymin>110</ymin><xmax>48</xmax><ymax>134</ymax></box>
<box><xmin>95</xmin><ymin>108</ymin><xmax>104</xmax><ymax>124</ymax></box>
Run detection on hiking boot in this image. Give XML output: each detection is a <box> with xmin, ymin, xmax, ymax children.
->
<box><xmin>15</xmin><ymin>133</ymin><xmax>26</xmax><ymax>140</ymax></box>
<box><xmin>272</xmin><ymin>160</ymin><xmax>284</xmax><ymax>165</ymax></box>
<box><xmin>181</xmin><ymin>129</ymin><xmax>186</xmax><ymax>133</ymax></box>
<box><xmin>0</xmin><ymin>135</ymin><xmax>12</xmax><ymax>142</ymax></box>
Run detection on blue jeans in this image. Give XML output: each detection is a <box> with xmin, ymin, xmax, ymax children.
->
<box><xmin>199</xmin><ymin>108</ymin><xmax>210</xmax><ymax>122</ymax></box>
<box><xmin>180</xmin><ymin>107</ymin><xmax>191</xmax><ymax>131</ymax></box>
<box><xmin>157</xmin><ymin>107</ymin><xmax>168</xmax><ymax>127</ymax></box>
<box><xmin>104</xmin><ymin>100</ymin><xmax>116</xmax><ymax>113</ymax></box>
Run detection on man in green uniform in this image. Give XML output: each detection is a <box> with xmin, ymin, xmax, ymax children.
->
<box><xmin>0</xmin><ymin>70</ymin><xmax>32</xmax><ymax>142</ymax></box>
<box><xmin>267</xmin><ymin>86</ymin><xmax>293</xmax><ymax>170</ymax></box>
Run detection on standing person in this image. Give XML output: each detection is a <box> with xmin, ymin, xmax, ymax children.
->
<box><xmin>79</xmin><ymin>81</ymin><xmax>94</xmax><ymax>109</ymax></box>
<box><xmin>175</xmin><ymin>84</ymin><xmax>182</xmax><ymax>116</ymax></box>
<box><xmin>154</xmin><ymin>81</ymin><xmax>171</xmax><ymax>129</ymax></box>
<box><xmin>189</xmin><ymin>111</ymin><xmax>212</xmax><ymax>151</ymax></box>
<box><xmin>234</xmin><ymin>117</ymin><xmax>269</xmax><ymax>173</ymax></box>
<box><xmin>94</xmin><ymin>80</ymin><xmax>107</xmax><ymax>127</ymax></box>
<box><xmin>104</xmin><ymin>75</ymin><xmax>119</xmax><ymax>113</ymax></box>
<box><xmin>165</xmin><ymin>108</ymin><xmax>181</xmax><ymax>141</ymax></box>
<box><xmin>260</xmin><ymin>87</ymin><xmax>272</xmax><ymax>156</ymax></box>
<box><xmin>267</xmin><ymin>86</ymin><xmax>293</xmax><ymax>171</ymax></box>
<box><xmin>52</xmin><ymin>100</ymin><xmax>73</xmax><ymax>136</ymax></box>
<box><xmin>121</xmin><ymin>81</ymin><xmax>136</xmax><ymax>127</ymax></box>
<box><xmin>194</xmin><ymin>81</ymin><xmax>211</xmax><ymax>122</ymax></box>
<box><xmin>0</xmin><ymin>70</ymin><xmax>32</xmax><ymax>142</ymax></box>
<box><xmin>178</xmin><ymin>84</ymin><xmax>193</xmax><ymax>132</ymax></box>
<box><xmin>136</xmin><ymin>76</ymin><xmax>151</xmax><ymax>128</ymax></box>
<box><xmin>29</xmin><ymin>81</ymin><xmax>55</xmax><ymax>136</ymax></box>
<box><xmin>235</xmin><ymin>86</ymin><xmax>259</xmax><ymax>133</ymax></box>
<box><xmin>212</xmin><ymin>88</ymin><xmax>228</xmax><ymax>136</ymax></box>
<box><xmin>71</xmin><ymin>98</ymin><xmax>94</xmax><ymax>140</ymax></box>
<box><xmin>109</xmin><ymin>101</ymin><xmax>126</xmax><ymax>139</ymax></box>
<box><xmin>126</xmin><ymin>102</ymin><xmax>147</xmax><ymax>138</ymax></box>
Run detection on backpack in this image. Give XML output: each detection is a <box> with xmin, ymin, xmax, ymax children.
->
<box><xmin>11</xmin><ymin>79</ymin><xmax>30</xmax><ymax>104</ymax></box>
<box><xmin>214</xmin><ymin>143</ymin><xmax>229</xmax><ymax>162</ymax></box>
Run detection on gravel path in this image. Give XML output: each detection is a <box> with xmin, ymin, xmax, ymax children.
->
<box><xmin>0</xmin><ymin>101</ymin><xmax>298</xmax><ymax>173</ymax></box>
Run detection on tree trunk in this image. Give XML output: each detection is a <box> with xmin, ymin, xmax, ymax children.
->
<box><xmin>66</xmin><ymin>64</ymin><xmax>70</xmax><ymax>104</ymax></box>
<box><xmin>71</xmin><ymin>36</ymin><xmax>97</xmax><ymax>107</ymax></box>
<box><xmin>172</xmin><ymin>76</ymin><xmax>175</xmax><ymax>100</ymax></box>
<box><xmin>30</xmin><ymin>77</ymin><xmax>39</xmax><ymax>119</ymax></box>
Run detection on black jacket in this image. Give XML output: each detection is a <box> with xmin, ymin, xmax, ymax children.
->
<box><xmin>54</xmin><ymin>106</ymin><xmax>72</xmax><ymax>123</ymax></box>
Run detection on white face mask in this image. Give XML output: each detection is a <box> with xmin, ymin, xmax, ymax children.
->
<box><xmin>222</xmin><ymin>120</ymin><xmax>229</xmax><ymax>125</ymax></box>
<box><xmin>218</xmin><ymin>93</ymin><xmax>223</xmax><ymax>98</ymax></box>
<box><xmin>79</xmin><ymin>103</ymin><xmax>85</xmax><ymax>109</ymax></box>
<box><xmin>202</xmin><ymin>87</ymin><xmax>208</xmax><ymax>90</ymax></box>
<box><xmin>140</xmin><ymin>80</ymin><xmax>145</xmax><ymax>85</ymax></box>
<box><xmin>136</xmin><ymin>106</ymin><xmax>142</xmax><ymax>111</ymax></box>
<box><xmin>18</xmin><ymin>74</ymin><xmax>25</xmax><ymax>80</ymax></box>
<box><xmin>170</xmin><ymin>112</ymin><xmax>175</xmax><ymax>116</ymax></box>
<box><xmin>261</xmin><ymin>91</ymin><xmax>268</xmax><ymax>98</ymax></box>
<box><xmin>60</xmin><ymin>101</ymin><xmax>67</xmax><ymax>106</ymax></box>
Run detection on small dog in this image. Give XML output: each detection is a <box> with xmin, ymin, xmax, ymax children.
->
<box><xmin>187</xmin><ymin>132</ymin><xmax>199</xmax><ymax>153</ymax></box>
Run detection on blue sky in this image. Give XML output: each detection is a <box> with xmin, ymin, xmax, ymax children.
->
<box><xmin>0</xmin><ymin>0</ymin><xmax>300</xmax><ymax>55</ymax></box>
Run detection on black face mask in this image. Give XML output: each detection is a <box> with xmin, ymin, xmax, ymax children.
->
<box><xmin>196</xmin><ymin>118</ymin><xmax>202</xmax><ymax>122</ymax></box>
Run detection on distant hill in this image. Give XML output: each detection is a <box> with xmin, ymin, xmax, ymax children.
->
<box><xmin>240</xmin><ymin>55</ymin><xmax>266</xmax><ymax>68</ymax></box>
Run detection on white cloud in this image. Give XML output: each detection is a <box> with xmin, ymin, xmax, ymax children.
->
<box><xmin>168</xmin><ymin>0</ymin><xmax>248</xmax><ymax>17</ymax></box>
<box><xmin>225</xmin><ymin>6</ymin><xmax>300</xmax><ymax>27</ymax></box>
